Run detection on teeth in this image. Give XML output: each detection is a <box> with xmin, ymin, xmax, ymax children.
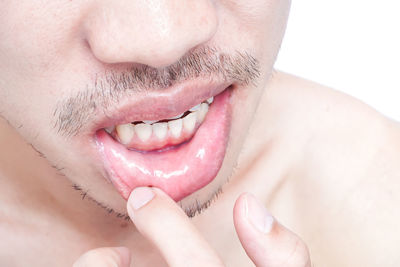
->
<box><xmin>168</xmin><ymin>119</ymin><xmax>183</xmax><ymax>138</ymax></box>
<box><xmin>152</xmin><ymin>122</ymin><xmax>168</xmax><ymax>140</ymax></box>
<box><xmin>134</xmin><ymin>123</ymin><xmax>152</xmax><ymax>142</ymax></box>
<box><xmin>143</xmin><ymin>120</ymin><xmax>157</xmax><ymax>125</ymax></box>
<box><xmin>197</xmin><ymin>103</ymin><xmax>209</xmax><ymax>123</ymax></box>
<box><xmin>168</xmin><ymin>113</ymin><xmax>184</xmax><ymax>120</ymax></box>
<box><xmin>115</xmin><ymin>100</ymin><xmax>211</xmax><ymax>146</ymax></box>
<box><xmin>183</xmin><ymin>112</ymin><xmax>196</xmax><ymax>133</ymax></box>
<box><xmin>116</xmin><ymin>123</ymin><xmax>134</xmax><ymax>144</ymax></box>
<box><xmin>189</xmin><ymin>104</ymin><xmax>201</xmax><ymax>112</ymax></box>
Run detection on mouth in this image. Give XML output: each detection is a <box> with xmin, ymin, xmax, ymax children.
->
<box><xmin>94</xmin><ymin>81</ymin><xmax>233</xmax><ymax>201</ymax></box>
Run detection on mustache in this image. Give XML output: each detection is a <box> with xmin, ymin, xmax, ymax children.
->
<box><xmin>52</xmin><ymin>46</ymin><xmax>261</xmax><ymax>137</ymax></box>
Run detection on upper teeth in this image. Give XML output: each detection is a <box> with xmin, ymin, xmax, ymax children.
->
<box><xmin>112</xmin><ymin>99</ymin><xmax>212</xmax><ymax>144</ymax></box>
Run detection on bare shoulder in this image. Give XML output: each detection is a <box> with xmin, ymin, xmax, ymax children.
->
<box><xmin>260</xmin><ymin>71</ymin><xmax>400</xmax><ymax>266</ymax></box>
<box><xmin>266</xmin><ymin>71</ymin><xmax>398</xmax><ymax>123</ymax></box>
<box><xmin>268</xmin><ymin>70</ymin><xmax>400</xmax><ymax>152</ymax></box>
<box><xmin>263</xmin><ymin>70</ymin><xmax>400</xmax><ymax>145</ymax></box>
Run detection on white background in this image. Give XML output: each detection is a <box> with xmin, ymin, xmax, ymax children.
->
<box><xmin>275</xmin><ymin>0</ymin><xmax>400</xmax><ymax>121</ymax></box>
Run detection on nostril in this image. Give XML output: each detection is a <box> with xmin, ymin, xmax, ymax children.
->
<box><xmin>82</xmin><ymin>0</ymin><xmax>218</xmax><ymax>67</ymax></box>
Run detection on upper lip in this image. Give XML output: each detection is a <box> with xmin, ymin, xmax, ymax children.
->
<box><xmin>90</xmin><ymin>78</ymin><xmax>232</xmax><ymax>133</ymax></box>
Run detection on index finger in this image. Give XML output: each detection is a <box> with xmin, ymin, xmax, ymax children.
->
<box><xmin>126</xmin><ymin>187</ymin><xmax>224</xmax><ymax>267</ymax></box>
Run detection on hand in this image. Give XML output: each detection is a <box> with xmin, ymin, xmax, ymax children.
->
<box><xmin>73</xmin><ymin>187</ymin><xmax>311</xmax><ymax>267</ymax></box>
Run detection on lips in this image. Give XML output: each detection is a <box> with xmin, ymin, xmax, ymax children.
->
<box><xmin>106</xmin><ymin>97</ymin><xmax>214</xmax><ymax>151</ymax></box>
<box><xmin>95</xmin><ymin>83</ymin><xmax>232</xmax><ymax>201</ymax></box>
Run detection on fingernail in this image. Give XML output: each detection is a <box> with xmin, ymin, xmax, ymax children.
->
<box><xmin>245</xmin><ymin>194</ymin><xmax>274</xmax><ymax>234</ymax></box>
<box><xmin>129</xmin><ymin>187</ymin><xmax>155</xmax><ymax>210</ymax></box>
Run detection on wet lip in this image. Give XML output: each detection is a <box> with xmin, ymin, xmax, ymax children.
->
<box><xmin>95</xmin><ymin>85</ymin><xmax>232</xmax><ymax>201</ymax></box>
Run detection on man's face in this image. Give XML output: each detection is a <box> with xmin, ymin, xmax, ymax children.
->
<box><xmin>0</xmin><ymin>1</ymin><xmax>290</xmax><ymax>216</ymax></box>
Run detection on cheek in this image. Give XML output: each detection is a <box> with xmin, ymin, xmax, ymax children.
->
<box><xmin>0</xmin><ymin>0</ymin><xmax>289</xmax><ymax>144</ymax></box>
<box><xmin>0</xmin><ymin>2</ymin><xmax>74</xmax><ymax>75</ymax></box>
<box><xmin>215</xmin><ymin>0</ymin><xmax>290</xmax><ymax>157</ymax></box>
<box><xmin>215</xmin><ymin>0</ymin><xmax>290</xmax><ymax>60</ymax></box>
<box><xmin>0</xmin><ymin>2</ymin><xmax>86</xmax><ymax>138</ymax></box>
<box><xmin>219</xmin><ymin>0</ymin><xmax>290</xmax><ymax>30</ymax></box>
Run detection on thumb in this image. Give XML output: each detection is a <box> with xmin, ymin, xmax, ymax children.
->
<box><xmin>73</xmin><ymin>247</ymin><xmax>131</xmax><ymax>267</ymax></box>
<box><xmin>233</xmin><ymin>193</ymin><xmax>311</xmax><ymax>267</ymax></box>
<box><xmin>126</xmin><ymin>187</ymin><xmax>223</xmax><ymax>267</ymax></box>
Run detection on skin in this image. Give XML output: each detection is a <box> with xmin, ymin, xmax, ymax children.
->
<box><xmin>0</xmin><ymin>1</ymin><xmax>400</xmax><ymax>266</ymax></box>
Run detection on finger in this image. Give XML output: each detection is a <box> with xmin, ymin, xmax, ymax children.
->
<box><xmin>233</xmin><ymin>193</ymin><xmax>311</xmax><ymax>267</ymax></box>
<box><xmin>127</xmin><ymin>187</ymin><xmax>224</xmax><ymax>267</ymax></box>
<box><xmin>73</xmin><ymin>247</ymin><xmax>131</xmax><ymax>267</ymax></box>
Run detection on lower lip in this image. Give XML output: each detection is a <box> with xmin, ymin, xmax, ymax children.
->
<box><xmin>95</xmin><ymin>89</ymin><xmax>232</xmax><ymax>201</ymax></box>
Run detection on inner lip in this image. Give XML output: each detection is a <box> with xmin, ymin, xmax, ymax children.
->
<box><xmin>133</xmin><ymin>110</ymin><xmax>192</xmax><ymax>124</ymax></box>
<box><xmin>105</xmin><ymin>96</ymin><xmax>213</xmax><ymax>151</ymax></box>
<box><xmin>99</xmin><ymin>87</ymin><xmax>227</xmax><ymax>152</ymax></box>
<box><xmin>94</xmin><ymin>87</ymin><xmax>233</xmax><ymax>201</ymax></box>
<box><xmin>130</xmin><ymin>96</ymin><xmax>212</xmax><ymax>125</ymax></box>
<box><xmin>90</xmin><ymin>80</ymin><xmax>232</xmax><ymax>136</ymax></box>
<box><xmin>106</xmin><ymin>95</ymin><xmax>214</xmax><ymax>126</ymax></box>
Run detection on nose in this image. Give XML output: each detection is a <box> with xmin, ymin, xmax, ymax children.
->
<box><xmin>83</xmin><ymin>0</ymin><xmax>218</xmax><ymax>68</ymax></box>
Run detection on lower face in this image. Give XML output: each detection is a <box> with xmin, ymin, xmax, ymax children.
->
<box><xmin>0</xmin><ymin>0</ymin><xmax>290</xmax><ymax>216</ymax></box>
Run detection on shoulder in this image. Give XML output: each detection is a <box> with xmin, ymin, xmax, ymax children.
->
<box><xmin>260</xmin><ymin>70</ymin><xmax>400</xmax><ymax>144</ymax></box>
<box><xmin>266</xmin><ymin>71</ymin><xmax>392</xmax><ymax>122</ymax></box>
<box><xmin>265</xmin><ymin>71</ymin><xmax>400</xmax><ymax>202</ymax></box>
<box><xmin>250</xmin><ymin>70</ymin><xmax>400</xmax><ymax>173</ymax></box>
<box><xmin>260</xmin><ymin>71</ymin><xmax>400</xmax><ymax>266</ymax></box>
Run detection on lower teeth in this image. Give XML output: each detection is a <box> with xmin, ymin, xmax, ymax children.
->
<box><xmin>112</xmin><ymin>101</ymin><xmax>210</xmax><ymax>145</ymax></box>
